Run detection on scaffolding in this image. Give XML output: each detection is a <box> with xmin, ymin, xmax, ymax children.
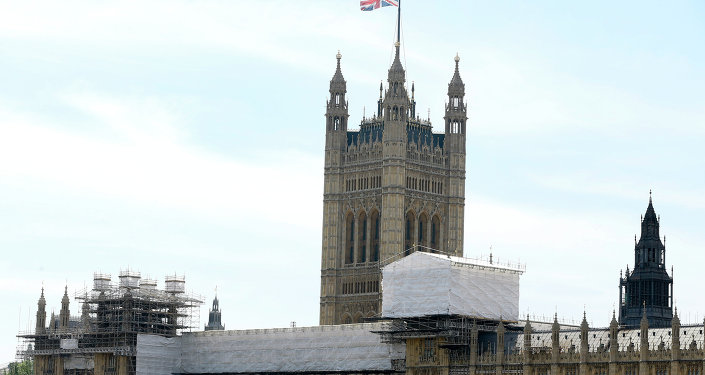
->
<box><xmin>17</xmin><ymin>270</ymin><xmax>203</xmax><ymax>375</ymax></box>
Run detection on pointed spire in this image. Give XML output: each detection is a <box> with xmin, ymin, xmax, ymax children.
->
<box><xmin>449</xmin><ymin>53</ymin><xmax>464</xmax><ymax>89</ymax></box>
<box><xmin>60</xmin><ymin>285</ymin><xmax>70</xmax><ymax>330</ymax></box>
<box><xmin>610</xmin><ymin>310</ymin><xmax>618</xmax><ymax>327</ymax></box>
<box><xmin>331</xmin><ymin>50</ymin><xmax>345</xmax><ymax>85</ymax></box>
<box><xmin>379</xmin><ymin>81</ymin><xmax>383</xmax><ymax>98</ymax></box>
<box><xmin>524</xmin><ymin>314</ymin><xmax>533</xmax><ymax>334</ymax></box>
<box><xmin>386</xmin><ymin>41</ymin><xmax>406</xmax><ymax>85</ymax></box>
<box><xmin>640</xmin><ymin>302</ymin><xmax>649</xmax><ymax>329</ymax></box>
<box><xmin>38</xmin><ymin>287</ymin><xmax>46</xmax><ymax>307</ymax></box>
<box><xmin>581</xmin><ymin>310</ymin><xmax>589</xmax><ymax>331</ymax></box>
<box><xmin>411</xmin><ymin>81</ymin><xmax>415</xmax><ymax>99</ymax></box>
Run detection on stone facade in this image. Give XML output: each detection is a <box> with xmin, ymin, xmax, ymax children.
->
<box><xmin>319</xmin><ymin>46</ymin><xmax>467</xmax><ymax>325</ymax></box>
<box><xmin>390</xmin><ymin>312</ymin><xmax>704</xmax><ymax>375</ymax></box>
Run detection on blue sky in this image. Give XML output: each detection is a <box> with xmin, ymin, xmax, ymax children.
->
<box><xmin>1</xmin><ymin>0</ymin><xmax>704</xmax><ymax>364</ymax></box>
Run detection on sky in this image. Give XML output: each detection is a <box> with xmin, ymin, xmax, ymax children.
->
<box><xmin>1</xmin><ymin>0</ymin><xmax>704</xmax><ymax>364</ymax></box>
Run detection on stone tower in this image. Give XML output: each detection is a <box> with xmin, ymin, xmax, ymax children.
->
<box><xmin>204</xmin><ymin>294</ymin><xmax>225</xmax><ymax>331</ymax></box>
<box><xmin>618</xmin><ymin>194</ymin><xmax>673</xmax><ymax>327</ymax></box>
<box><xmin>35</xmin><ymin>288</ymin><xmax>46</xmax><ymax>334</ymax></box>
<box><xmin>59</xmin><ymin>286</ymin><xmax>70</xmax><ymax>330</ymax></box>
<box><xmin>320</xmin><ymin>44</ymin><xmax>467</xmax><ymax>325</ymax></box>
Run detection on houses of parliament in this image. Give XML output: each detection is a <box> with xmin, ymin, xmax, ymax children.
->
<box><xmin>19</xmin><ymin>29</ymin><xmax>703</xmax><ymax>375</ymax></box>
<box><xmin>320</xmin><ymin>42</ymin><xmax>467</xmax><ymax>325</ymax></box>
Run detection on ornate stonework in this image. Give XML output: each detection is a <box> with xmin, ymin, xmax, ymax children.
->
<box><xmin>319</xmin><ymin>47</ymin><xmax>467</xmax><ymax>325</ymax></box>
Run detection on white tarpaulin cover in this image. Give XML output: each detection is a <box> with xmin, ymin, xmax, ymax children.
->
<box><xmin>180</xmin><ymin>322</ymin><xmax>404</xmax><ymax>373</ymax></box>
<box><xmin>382</xmin><ymin>252</ymin><xmax>523</xmax><ymax>320</ymax></box>
<box><xmin>136</xmin><ymin>334</ymin><xmax>181</xmax><ymax>375</ymax></box>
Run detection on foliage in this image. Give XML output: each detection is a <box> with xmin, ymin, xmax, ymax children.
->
<box><xmin>6</xmin><ymin>360</ymin><xmax>33</xmax><ymax>375</ymax></box>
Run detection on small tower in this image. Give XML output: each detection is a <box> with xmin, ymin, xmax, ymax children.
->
<box><xmin>671</xmin><ymin>308</ymin><xmax>680</xmax><ymax>353</ymax></box>
<box><xmin>443</xmin><ymin>54</ymin><xmax>467</xmax><ymax>254</ymax></box>
<box><xmin>204</xmin><ymin>294</ymin><xmax>225</xmax><ymax>331</ymax></box>
<box><xmin>59</xmin><ymin>285</ymin><xmax>70</xmax><ymax>331</ymax></box>
<box><xmin>619</xmin><ymin>194</ymin><xmax>673</xmax><ymax>327</ymax></box>
<box><xmin>35</xmin><ymin>288</ymin><xmax>47</xmax><ymax>334</ymax></box>
<box><xmin>579</xmin><ymin>311</ymin><xmax>589</xmax><ymax>363</ymax></box>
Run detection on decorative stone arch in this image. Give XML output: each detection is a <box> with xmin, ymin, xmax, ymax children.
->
<box><xmin>352</xmin><ymin>311</ymin><xmax>363</xmax><ymax>324</ymax></box>
<box><xmin>367</xmin><ymin>310</ymin><xmax>377</xmax><ymax>318</ymax></box>
<box><xmin>344</xmin><ymin>211</ymin><xmax>355</xmax><ymax>264</ymax></box>
<box><xmin>341</xmin><ymin>312</ymin><xmax>353</xmax><ymax>324</ymax></box>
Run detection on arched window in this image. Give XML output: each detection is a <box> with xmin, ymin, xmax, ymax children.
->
<box><xmin>370</xmin><ymin>210</ymin><xmax>380</xmax><ymax>262</ymax></box>
<box><xmin>393</xmin><ymin>106</ymin><xmax>398</xmax><ymax>120</ymax></box>
<box><xmin>405</xmin><ymin>211</ymin><xmax>416</xmax><ymax>256</ymax></box>
<box><xmin>418</xmin><ymin>213</ymin><xmax>429</xmax><ymax>250</ymax></box>
<box><xmin>431</xmin><ymin>215</ymin><xmax>441</xmax><ymax>252</ymax></box>
<box><xmin>334</xmin><ymin>117</ymin><xmax>340</xmax><ymax>131</ymax></box>
<box><xmin>357</xmin><ymin>211</ymin><xmax>367</xmax><ymax>263</ymax></box>
<box><xmin>335</xmin><ymin>93</ymin><xmax>340</xmax><ymax>106</ymax></box>
<box><xmin>345</xmin><ymin>213</ymin><xmax>354</xmax><ymax>264</ymax></box>
<box><xmin>342</xmin><ymin>314</ymin><xmax>352</xmax><ymax>324</ymax></box>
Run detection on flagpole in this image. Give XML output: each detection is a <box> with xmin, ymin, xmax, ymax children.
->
<box><xmin>397</xmin><ymin>0</ymin><xmax>401</xmax><ymax>44</ymax></box>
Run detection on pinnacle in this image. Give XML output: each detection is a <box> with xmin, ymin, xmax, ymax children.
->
<box><xmin>330</xmin><ymin>50</ymin><xmax>345</xmax><ymax>85</ymax></box>
<box><xmin>448</xmin><ymin>54</ymin><xmax>464</xmax><ymax>91</ymax></box>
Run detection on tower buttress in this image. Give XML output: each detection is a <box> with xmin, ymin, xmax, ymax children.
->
<box><xmin>320</xmin><ymin>51</ymin><xmax>349</xmax><ymax>325</ymax></box>
<box><xmin>443</xmin><ymin>54</ymin><xmax>467</xmax><ymax>255</ymax></box>
<box><xmin>380</xmin><ymin>42</ymin><xmax>409</xmax><ymax>260</ymax></box>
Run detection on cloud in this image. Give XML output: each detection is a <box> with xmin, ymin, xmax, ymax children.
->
<box><xmin>0</xmin><ymin>91</ymin><xmax>323</xmax><ymax>229</ymax></box>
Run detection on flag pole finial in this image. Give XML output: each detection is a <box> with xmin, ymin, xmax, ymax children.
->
<box><xmin>397</xmin><ymin>0</ymin><xmax>401</xmax><ymax>45</ymax></box>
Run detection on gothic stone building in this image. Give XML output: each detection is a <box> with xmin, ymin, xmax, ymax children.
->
<box><xmin>320</xmin><ymin>44</ymin><xmax>467</xmax><ymax>325</ymax></box>
<box><xmin>619</xmin><ymin>196</ymin><xmax>673</xmax><ymax>328</ymax></box>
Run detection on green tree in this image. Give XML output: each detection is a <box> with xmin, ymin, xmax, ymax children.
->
<box><xmin>6</xmin><ymin>359</ymin><xmax>33</xmax><ymax>375</ymax></box>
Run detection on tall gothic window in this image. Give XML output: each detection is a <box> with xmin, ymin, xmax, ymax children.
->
<box><xmin>345</xmin><ymin>213</ymin><xmax>354</xmax><ymax>264</ymax></box>
<box><xmin>357</xmin><ymin>211</ymin><xmax>367</xmax><ymax>263</ymax></box>
<box><xmin>405</xmin><ymin>211</ymin><xmax>416</xmax><ymax>256</ymax></box>
<box><xmin>431</xmin><ymin>215</ymin><xmax>441</xmax><ymax>252</ymax></box>
<box><xmin>371</xmin><ymin>210</ymin><xmax>380</xmax><ymax>262</ymax></box>
<box><xmin>418</xmin><ymin>213</ymin><xmax>429</xmax><ymax>250</ymax></box>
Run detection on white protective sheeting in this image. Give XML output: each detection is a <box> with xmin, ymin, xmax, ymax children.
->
<box><xmin>382</xmin><ymin>252</ymin><xmax>523</xmax><ymax>320</ymax></box>
<box><xmin>180</xmin><ymin>322</ymin><xmax>404</xmax><ymax>374</ymax></box>
<box><xmin>136</xmin><ymin>334</ymin><xmax>181</xmax><ymax>375</ymax></box>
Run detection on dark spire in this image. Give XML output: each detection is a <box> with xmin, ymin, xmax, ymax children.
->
<box><xmin>205</xmin><ymin>292</ymin><xmax>224</xmax><ymax>331</ymax></box>
<box><xmin>619</xmin><ymin>194</ymin><xmax>672</xmax><ymax>328</ymax></box>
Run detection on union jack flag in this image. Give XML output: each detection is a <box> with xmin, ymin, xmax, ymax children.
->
<box><xmin>360</xmin><ymin>0</ymin><xmax>399</xmax><ymax>11</ymax></box>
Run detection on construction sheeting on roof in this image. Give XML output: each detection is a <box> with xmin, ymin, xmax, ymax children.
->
<box><xmin>382</xmin><ymin>252</ymin><xmax>522</xmax><ymax>320</ymax></box>
<box><xmin>179</xmin><ymin>322</ymin><xmax>404</xmax><ymax>373</ymax></box>
<box><xmin>136</xmin><ymin>334</ymin><xmax>181</xmax><ymax>375</ymax></box>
